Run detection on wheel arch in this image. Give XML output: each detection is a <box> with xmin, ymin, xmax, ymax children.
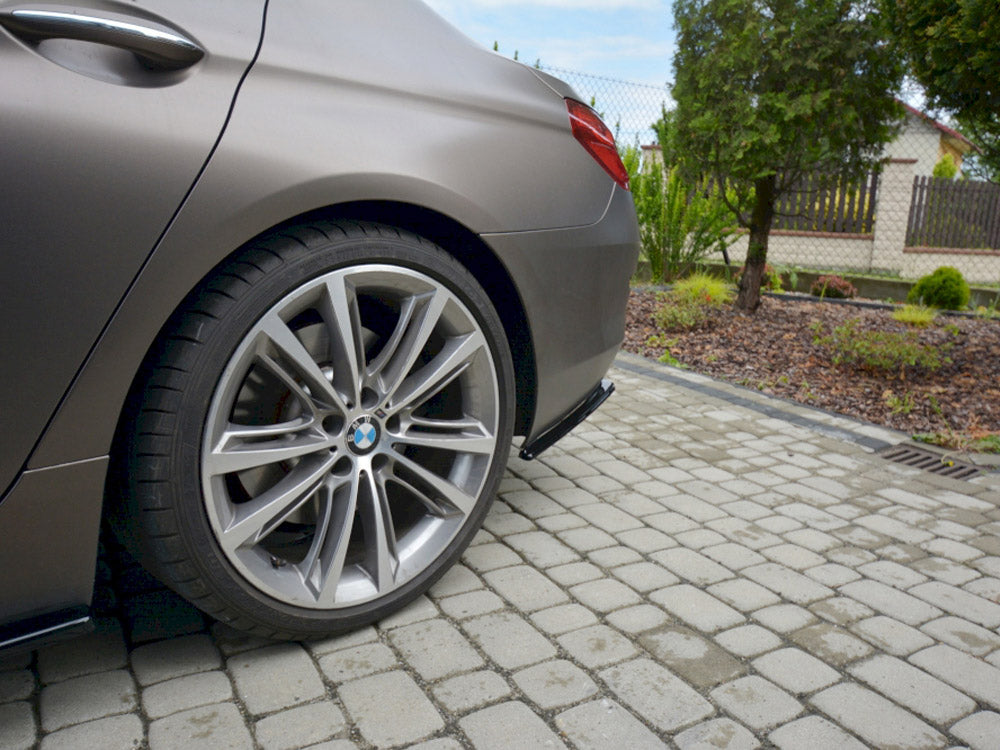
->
<box><xmin>30</xmin><ymin>198</ymin><xmax>539</xmax><ymax>478</ymax></box>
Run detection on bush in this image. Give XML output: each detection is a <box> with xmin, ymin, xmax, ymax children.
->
<box><xmin>735</xmin><ymin>263</ymin><xmax>782</xmax><ymax>292</ymax></box>
<box><xmin>892</xmin><ymin>305</ymin><xmax>937</xmax><ymax>327</ymax></box>
<box><xmin>652</xmin><ymin>272</ymin><xmax>733</xmax><ymax>331</ymax></box>
<box><xmin>810</xmin><ymin>275</ymin><xmax>857</xmax><ymax>299</ymax></box>
<box><xmin>623</xmin><ymin>148</ymin><xmax>739</xmax><ymax>283</ymax></box>
<box><xmin>907</xmin><ymin>266</ymin><xmax>970</xmax><ymax>310</ymax></box>
<box><xmin>811</xmin><ymin>318</ymin><xmax>952</xmax><ymax>375</ymax></box>
<box><xmin>671</xmin><ymin>273</ymin><xmax>733</xmax><ymax>305</ymax></box>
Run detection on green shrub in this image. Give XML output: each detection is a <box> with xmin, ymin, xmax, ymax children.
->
<box><xmin>810</xmin><ymin>274</ymin><xmax>857</xmax><ymax>299</ymax></box>
<box><xmin>812</xmin><ymin>318</ymin><xmax>952</xmax><ymax>375</ymax></box>
<box><xmin>892</xmin><ymin>304</ymin><xmax>937</xmax><ymax>327</ymax></box>
<box><xmin>671</xmin><ymin>273</ymin><xmax>733</xmax><ymax>305</ymax></box>
<box><xmin>623</xmin><ymin>148</ymin><xmax>738</xmax><ymax>283</ymax></box>
<box><xmin>652</xmin><ymin>273</ymin><xmax>733</xmax><ymax>331</ymax></box>
<box><xmin>907</xmin><ymin>266</ymin><xmax>970</xmax><ymax>310</ymax></box>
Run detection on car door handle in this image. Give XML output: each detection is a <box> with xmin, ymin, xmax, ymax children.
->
<box><xmin>0</xmin><ymin>8</ymin><xmax>204</xmax><ymax>70</ymax></box>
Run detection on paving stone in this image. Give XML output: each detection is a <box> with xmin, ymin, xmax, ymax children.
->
<box><xmin>855</xmin><ymin>514</ymin><xmax>934</xmax><ymax>545</ymax></box>
<box><xmin>951</xmin><ymin>711</ymin><xmax>1000</xmax><ymax>750</ymax></box>
<box><xmin>558</xmin><ymin>624</ymin><xmax>638</xmax><ymax>669</ymax></box>
<box><xmin>148</xmin><ymin>702</ymin><xmax>253</xmax><ymax>750</ymax></box>
<box><xmin>639</xmin><ymin>626</ymin><xmax>744</xmax><ymax>689</ymax></box>
<box><xmin>839</xmin><ymin>580</ymin><xmax>943</xmax><ymax>626</ymax></box>
<box><xmin>555</xmin><ymin>698</ymin><xmax>667</xmax><ymax>750</ymax></box>
<box><xmin>908</xmin><ymin>581</ymin><xmax>1000</xmax><ymax>628</ymax></box>
<box><xmin>317</xmin><ymin>642</ymin><xmax>397</xmax><ymax>683</ymax></box>
<box><xmin>858</xmin><ymin>560</ymin><xmax>929</xmax><ymax>589</ymax></box>
<box><xmin>131</xmin><ymin>634</ymin><xmax>221</xmax><ymax>686</ymax></box>
<box><xmin>708</xmin><ymin>579</ymin><xmax>781</xmax><ymax>612</ymax></box>
<box><xmin>461</xmin><ymin>701</ymin><xmax>567</xmax><ymax>750</ymax></box>
<box><xmin>503</xmin><ymin>531</ymin><xmax>581</xmax><ymax>567</ymax></box>
<box><xmin>710</xmin><ymin>676</ymin><xmax>802</xmax><ymax>731</ymax></box>
<box><xmin>809</xmin><ymin>597</ymin><xmax>874</xmax><ymax>626</ymax></box>
<box><xmin>715</xmin><ymin>625</ymin><xmax>783</xmax><ymax>658</ymax></box>
<box><xmin>605</xmin><ymin>604</ymin><xmax>670</xmax><ymax>635</ymax></box>
<box><xmin>674</xmin><ymin>528</ymin><xmax>730</xmax><ymax>549</ymax></box>
<box><xmin>809</xmin><ymin>683</ymin><xmax>946</xmax><ymax>749</ymax></box>
<box><xmin>611</xmin><ymin>561</ymin><xmax>680</xmax><ymax>592</ymax></box>
<box><xmin>784</xmin><ymin>529</ymin><xmax>841</xmax><ymax>553</ymax></box>
<box><xmin>600</xmin><ymin>658</ymin><xmax>714</xmax><ymax>732</ymax></box>
<box><xmin>706</xmin><ymin>518</ymin><xmax>783</xmax><ymax>549</ymax></box>
<box><xmin>544</xmin><ymin>562</ymin><xmax>601</xmax><ymax>588</ymax></box>
<box><xmin>850</xmin><ymin>616</ymin><xmax>935</xmax><ymax>657</ymax></box>
<box><xmin>501</xmin><ymin>490</ymin><xmax>566</xmax><ymax>518</ymax></box>
<box><xmin>751</xmin><ymin>604</ymin><xmax>817</xmax><ymax>634</ymax></box>
<box><xmin>377</xmin><ymin>595</ymin><xmax>439</xmax><ymax>629</ymax></box>
<box><xmin>36</xmin><ymin>618</ymin><xmax>127</xmax><ymax>685</ymax></box>
<box><xmin>587</xmin><ymin>545</ymin><xmax>643</xmax><ymax>567</ymax></box>
<box><xmin>570</xmin><ymin>578</ymin><xmax>642</xmax><ymax>613</ymax></box>
<box><xmin>742</xmin><ymin>563</ymin><xmax>834</xmax><ymax>605</ymax></box>
<box><xmin>849</xmin><ymin>655</ymin><xmax>975</xmax><ymax>725</ymax></box>
<box><xmin>213</xmin><ymin>624</ymin><xmax>282</xmax><ymax>657</ymax></box>
<box><xmin>790</xmin><ymin>624</ymin><xmax>872</xmax><ymax>666</ymax></box>
<box><xmin>389</xmin><ymin>619</ymin><xmax>483</xmax><ymax>681</ymax></box>
<box><xmin>0</xmin><ymin>669</ymin><xmax>33</xmax><ymax>703</ymax></box>
<box><xmin>228</xmin><ymin>644</ymin><xmax>325</xmax><ymax>715</ymax></box>
<box><xmin>142</xmin><ymin>671</ymin><xmax>233</xmax><ymax>719</ymax></box>
<box><xmin>432</xmin><ymin>670</ymin><xmax>511</xmax><ymax>713</ymax></box>
<box><xmin>650</xmin><ymin>584</ymin><xmax>744</xmax><ymax>632</ymax></box>
<box><xmin>463</xmin><ymin>612</ymin><xmax>556</xmax><ymax>669</ymax></box>
<box><xmin>646</xmin><ymin>511</ymin><xmax>700</xmax><ymax>535</ymax></box>
<box><xmin>804</xmin><ymin>563</ymin><xmax>860</xmax><ymax>587</ymax></box>
<box><xmin>675</xmin><ymin>718</ymin><xmax>760</xmax><ymax>750</ymax></box>
<box><xmin>652</xmin><ymin>548</ymin><xmax>734</xmax><ymax>585</ymax></box>
<box><xmin>762</xmin><ymin>544</ymin><xmax>827</xmax><ymax>571</ymax></box>
<box><xmin>253</xmin><ymin>701</ymin><xmax>346</xmax><ymax>750</ymax></box>
<box><xmin>702</xmin><ymin>543</ymin><xmax>767</xmax><ymax>570</ymax></box>
<box><xmin>0</xmin><ymin>702</ymin><xmax>35</xmax><ymax>750</ymax></box>
<box><xmin>512</xmin><ymin>659</ymin><xmax>598</xmax><ymax>709</ymax></box>
<box><xmin>769</xmin><ymin>715</ymin><xmax>868</xmax><ymax>750</ymax></box>
<box><xmin>481</xmin><ymin>565</ymin><xmax>566</xmax><ymax>612</ymax></box>
<box><xmin>338</xmin><ymin>671</ymin><xmax>443</xmax><ymax>747</ymax></box>
<box><xmin>39</xmin><ymin>669</ymin><xmax>137</xmax><ymax>732</ymax></box>
<box><xmin>437</xmin><ymin>590</ymin><xmax>505</xmax><ymax>619</ymax></box>
<box><xmin>826</xmin><ymin>546</ymin><xmax>877</xmax><ymax>567</ymax></box>
<box><xmin>428</xmin><ymin>564</ymin><xmax>483</xmax><ymax>598</ymax></box>
<box><xmin>537</xmin><ymin>513</ymin><xmax>589</xmax><ymax>532</ymax></box>
<box><xmin>912</xmin><ymin>556</ymin><xmax>981</xmax><ymax>586</ymax></box>
<box><xmin>40</xmin><ymin>714</ymin><xmax>143</xmax><ymax>750</ymax></box>
<box><xmin>752</xmin><ymin>648</ymin><xmax>840</xmax><ymax>695</ymax></box>
<box><xmin>910</xmin><ymin>644</ymin><xmax>1000</xmax><ymax>710</ymax></box>
<box><xmin>920</xmin><ymin>616</ymin><xmax>1000</xmax><ymax>656</ymax></box>
<box><xmin>615</xmin><ymin>527</ymin><xmax>677</xmax><ymax>553</ymax></box>
<box><xmin>530</xmin><ymin>603</ymin><xmax>600</xmax><ymax>636</ymax></box>
<box><xmin>483</xmin><ymin>512</ymin><xmax>536</xmax><ymax>537</ymax></box>
<box><xmin>461</xmin><ymin>543</ymin><xmax>522</xmax><ymax>572</ymax></box>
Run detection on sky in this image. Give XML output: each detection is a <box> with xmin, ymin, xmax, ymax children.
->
<box><xmin>422</xmin><ymin>0</ymin><xmax>676</xmax><ymax>89</ymax></box>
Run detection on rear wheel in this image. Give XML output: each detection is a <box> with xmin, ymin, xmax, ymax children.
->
<box><xmin>123</xmin><ymin>221</ymin><xmax>514</xmax><ymax>638</ymax></box>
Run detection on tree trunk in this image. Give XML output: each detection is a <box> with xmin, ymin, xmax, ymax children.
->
<box><xmin>735</xmin><ymin>175</ymin><xmax>777</xmax><ymax>312</ymax></box>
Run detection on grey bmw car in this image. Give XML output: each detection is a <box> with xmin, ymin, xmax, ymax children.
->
<box><xmin>0</xmin><ymin>0</ymin><xmax>638</xmax><ymax>647</ymax></box>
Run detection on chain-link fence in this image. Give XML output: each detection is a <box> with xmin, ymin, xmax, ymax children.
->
<box><xmin>548</xmin><ymin>65</ymin><xmax>1000</xmax><ymax>288</ymax></box>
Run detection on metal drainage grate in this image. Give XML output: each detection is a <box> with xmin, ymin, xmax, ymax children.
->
<box><xmin>878</xmin><ymin>444</ymin><xmax>982</xmax><ymax>480</ymax></box>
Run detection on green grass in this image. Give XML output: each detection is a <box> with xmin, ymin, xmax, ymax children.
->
<box><xmin>892</xmin><ymin>305</ymin><xmax>937</xmax><ymax>327</ymax></box>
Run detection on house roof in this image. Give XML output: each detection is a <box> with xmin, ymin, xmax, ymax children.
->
<box><xmin>900</xmin><ymin>101</ymin><xmax>976</xmax><ymax>152</ymax></box>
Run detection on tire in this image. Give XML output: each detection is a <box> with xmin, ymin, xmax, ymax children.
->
<box><xmin>123</xmin><ymin>221</ymin><xmax>515</xmax><ymax>639</ymax></box>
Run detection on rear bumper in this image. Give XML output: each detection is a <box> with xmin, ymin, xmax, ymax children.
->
<box><xmin>483</xmin><ymin>185</ymin><xmax>639</xmax><ymax>444</ymax></box>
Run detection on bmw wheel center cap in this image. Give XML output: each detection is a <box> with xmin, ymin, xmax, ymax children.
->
<box><xmin>348</xmin><ymin>415</ymin><xmax>380</xmax><ymax>455</ymax></box>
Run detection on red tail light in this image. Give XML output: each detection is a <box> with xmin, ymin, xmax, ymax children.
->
<box><xmin>566</xmin><ymin>98</ymin><xmax>629</xmax><ymax>191</ymax></box>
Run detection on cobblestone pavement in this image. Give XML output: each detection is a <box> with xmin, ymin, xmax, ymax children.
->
<box><xmin>4</xmin><ymin>353</ymin><xmax>1000</xmax><ymax>750</ymax></box>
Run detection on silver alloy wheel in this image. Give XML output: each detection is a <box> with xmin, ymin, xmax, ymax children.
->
<box><xmin>201</xmin><ymin>264</ymin><xmax>500</xmax><ymax>609</ymax></box>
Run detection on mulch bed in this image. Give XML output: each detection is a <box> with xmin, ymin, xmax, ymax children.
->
<box><xmin>624</xmin><ymin>288</ymin><xmax>1000</xmax><ymax>438</ymax></box>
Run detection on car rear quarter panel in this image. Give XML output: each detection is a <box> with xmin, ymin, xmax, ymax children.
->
<box><xmin>29</xmin><ymin>0</ymin><xmax>622</xmax><ymax>469</ymax></box>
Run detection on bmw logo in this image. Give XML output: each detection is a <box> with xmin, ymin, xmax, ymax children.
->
<box><xmin>347</xmin><ymin>415</ymin><xmax>379</xmax><ymax>455</ymax></box>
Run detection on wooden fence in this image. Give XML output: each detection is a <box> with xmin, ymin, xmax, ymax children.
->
<box><xmin>906</xmin><ymin>176</ymin><xmax>1000</xmax><ymax>250</ymax></box>
<box><xmin>772</xmin><ymin>171</ymin><xmax>879</xmax><ymax>234</ymax></box>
